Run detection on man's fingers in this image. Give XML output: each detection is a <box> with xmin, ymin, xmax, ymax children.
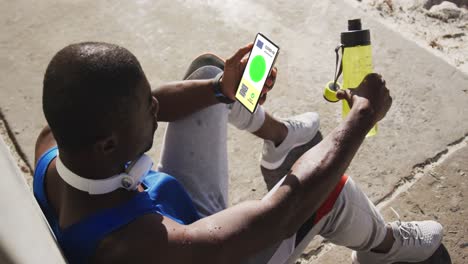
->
<box><xmin>240</xmin><ymin>57</ymin><xmax>248</xmax><ymax>66</ymax></box>
<box><xmin>270</xmin><ymin>67</ymin><xmax>277</xmax><ymax>78</ymax></box>
<box><xmin>240</xmin><ymin>57</ymin><xmax>248</xmax><ymax>72</ymax></box>
<box><xmin>228</xmin><ymin>43</ymin><xmax>254</xmax><ymax>63</ymax></box>
<box><xmin>265</xmin><ymin>77</ymin><xmax>274</xmax><ymax>88</ymax></box>
<box><xmin>264</xmin><ymin>67</ymin><xmax>277</xmax><ymax>89</ymax></box>
<box><xmin>366</xmin><ymin>72</ymin><xmax>381</xmax><ymax>81</ymax></box>
<box><xmin>336</xmin><ymin>89</ymin><xmax>349</xmax><ymax>100</ymax></box>
<box><xmin>259</xmin><ymin>93</ymin><xmax>267</xmax><ymax>105</ymax></box>
<box><xmin>268</xmin><ymin>68</ymin><xmax>277</xmax><ymax>84</ymax></box>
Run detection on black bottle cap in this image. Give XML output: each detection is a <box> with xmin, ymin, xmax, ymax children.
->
<box><xmin>341</xmin><ymin>19</ymin><xmax>371</xmax><ymax>47</ymax></box>
<box><xmin>348</xmin><ymin>19</ymin><xmax>362</xmax><ymax>30</ymax></box>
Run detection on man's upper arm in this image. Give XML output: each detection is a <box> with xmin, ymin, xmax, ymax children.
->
<box><xmin>139</xmin><ymin>200</ymin><xmax>287</xmax><ymax>264</ymax></box>
<box><xmin>34</xmin><ymin>126</ymin><xmax>57</xmax><ymax>166</ymax></box>
<box><xmin>95</xmin><ymin>214</ymin><xmax>225</xmax><ymax>264</ymax></box>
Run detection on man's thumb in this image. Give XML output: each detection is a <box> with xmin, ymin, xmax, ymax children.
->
<box><xmin>336</xmin><ymin>89</ymin><xmax>350</xmax><ymax>101</ymax></box>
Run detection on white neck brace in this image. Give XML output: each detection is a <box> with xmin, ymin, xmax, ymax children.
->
<box><xmin>55</xmin><ymin>154</ymin><xmax>153</xmax><ymax>195</ymax></box>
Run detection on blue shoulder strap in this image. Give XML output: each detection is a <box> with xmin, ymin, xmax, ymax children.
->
<box><xmin>33</xmin><ymin>146</ymin><xmax>60</xmax><ymax>235</ymax></box>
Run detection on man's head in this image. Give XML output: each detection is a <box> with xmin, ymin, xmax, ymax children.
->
<box><xmin>43</xmin><ymin>42</ymin><xmax>158</xmax><ymax>166</ymax></box>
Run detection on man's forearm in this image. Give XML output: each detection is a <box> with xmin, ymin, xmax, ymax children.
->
<box><xmin>184</xmin><ymin>101</ymin><xmax>375</xmax><ymax>263</ymax></box>
<box><xmin>268</xmin><ymin>100</ymin><xmax>374</xmax><ymax>236</ymax></box>
<box><xmin>152</xmin><ymin>80</ymin><xmax>220</xmax><ymax>122</ymax></box>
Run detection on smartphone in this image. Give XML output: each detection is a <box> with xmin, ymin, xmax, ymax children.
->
<box><xmin>235</xmin><ymin>33</ymin><xmax>280</xmax><ymax>113</ymax></box>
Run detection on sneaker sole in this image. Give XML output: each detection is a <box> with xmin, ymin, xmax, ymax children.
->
<box><xmin>350</xmin><ymin>243</ymin><xmax>451</xmax><ymax>264</ymax></box>
<box><xmin>413</xmin><ymin>243</ymin><xmax>452</xmax><ymax>264</ymax></box>
<box><xmin>260</xmin><ymin>131</ymin><xmax>323</xmax><ymax>191</ymax></box>
<box><xmin>260</xmin><ymin>140</ymin><xmax>314</xmax><ymax>170</ymax></box>
<box><xmin>351</xmin><ymin>251</ymin><xmax>360</xmax><ymax>264</ymax></box>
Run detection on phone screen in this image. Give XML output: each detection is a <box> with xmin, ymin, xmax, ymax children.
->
<box><xmin>235</xmin><ymin>33</ymin><xmax>279</xmax><ymax>113</ymax></box>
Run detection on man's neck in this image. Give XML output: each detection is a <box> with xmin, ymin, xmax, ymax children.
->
<box><xmin>53</xmin><ymin>175</ymin><xmax>141</xmax><ymax>230</ymax></box>
<box><xmin>58</xmin><ymin>149</ymin><xmax>125</xmax><ymax>180</ymax></box>
<box><xmin>48</xmin><ymin>152</ymin><xmax>143</xmax><ymax>230</ymax></box>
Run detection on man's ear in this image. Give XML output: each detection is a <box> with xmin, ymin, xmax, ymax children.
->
<box><xmin>95</xmin><ymin>134</ymin><xmax>118</xmax><ymax>155</ymax></box>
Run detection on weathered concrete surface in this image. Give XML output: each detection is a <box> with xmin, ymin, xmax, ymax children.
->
<box><xmin>1</xmin><ymin>0</ymin><xmax>467</xmax><ymax>262</ymax></box>
<box><xmin>309</xmin><ymin>140</ymin><xmax>468</xmax><ymax>264</ymax></box>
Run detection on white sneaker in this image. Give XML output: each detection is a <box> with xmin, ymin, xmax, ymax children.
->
<box><xmin>260</xmin><ymin>112</ymin><xmax>320</xmax><ymax>170</ymax></box>
<box><xmin>351</xmin><ymin>209</ymin><xmax>443</xmax><ymax>264</ymax></box>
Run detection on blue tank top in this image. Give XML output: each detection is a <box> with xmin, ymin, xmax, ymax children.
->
<box><xmin>33</xmin><ymin>147</ymin><xmax>200</xmax><ymax>263</ymax></box>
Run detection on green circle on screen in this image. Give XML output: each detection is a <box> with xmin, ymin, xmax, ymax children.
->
<box><xmin>249</xmin><ymin>55</ymin><xmax>267</xmax><ymax>83</ymax></box>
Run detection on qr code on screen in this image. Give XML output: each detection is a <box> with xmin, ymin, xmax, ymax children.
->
<box><xmin>239</xmin><ymin>83</ymin><xmax>248</xmax><ymax>98</ymax></box>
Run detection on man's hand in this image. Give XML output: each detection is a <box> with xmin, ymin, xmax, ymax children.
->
<box><xmin>259</xmin><ymin>67</ymin><xmax>277</xmax><ymax>105</ymax></box>
<box><xmin>337</xmin><ymin>73</ymin><xmax>392</xmax><ymax>124</ymax></box>
<box><xmin>221</xmin><ymin>43</ymin><xmax>277</xmax><ymax>104</ymax></box>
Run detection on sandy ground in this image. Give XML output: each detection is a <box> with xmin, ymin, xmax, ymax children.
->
<box><xmin>347</xmin><ymin>0</ymin><xmax>468</xmax><ymax>74</ymax></box>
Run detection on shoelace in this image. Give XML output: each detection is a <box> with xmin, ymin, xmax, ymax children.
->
<box><xmin>390</xmin><ymin>207</ymin><xmax>424</xmax><ymax>246</ymax></box>
<box><xmin>390</xmin><ymin>207</ymin><xmax>424</xmax><ymax>245</ymax></box>
<box><xmin>286</xmin><ymin>119</ymin><xmax>305</xmax><ymax>129</ymax></box>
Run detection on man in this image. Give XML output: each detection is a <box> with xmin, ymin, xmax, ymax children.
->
<box><xmin>33</xmin><ymin>42</ymin><xmax>442</xmax><ymax>264</ymax></box>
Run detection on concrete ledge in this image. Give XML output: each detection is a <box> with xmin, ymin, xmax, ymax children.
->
<box><xmin>0</xmin><ymin>137</ymin><xmax>65</xmax><ymax>264</ymax></box>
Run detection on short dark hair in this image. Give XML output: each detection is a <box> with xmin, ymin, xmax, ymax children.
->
<box><xmin>43</xmin><ymin>42</ymin><xmax>145</xmax><ymax>150</ymax></box>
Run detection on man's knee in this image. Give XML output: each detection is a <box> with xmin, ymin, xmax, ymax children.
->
<box><xmin>184</xmin><ymin>53</ymin><xmax>225</xmax><ymax>79</ymax></box>
<box><xmin>228</xmin><ymin>102</ymin><xmax>265</xmax><ymax>132</ymax></box>
<box><xmin>191</xmin><ymin>53</ymin><xmax>224</xmax><ymax>69</ymax></box>
<box><xmin>186</xmin><ymin>65</ymin><xmax>222</xmax><ymax>80</ymax></box>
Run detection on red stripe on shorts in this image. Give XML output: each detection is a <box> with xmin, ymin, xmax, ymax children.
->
<box><xmin>313</xmin><ymin>174</ymin><xmax>348</xmax><ymax>224</ymax></box>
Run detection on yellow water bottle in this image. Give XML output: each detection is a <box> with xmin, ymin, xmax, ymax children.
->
<box><xmin>342</xmin><ymin>19</ymin><xmax>377</xmax><ymax>136</ymax></box>
<box><xmin>323</xmin><ymin>19</ymin><xmax>377</xmax><ymax>137</ymax></box>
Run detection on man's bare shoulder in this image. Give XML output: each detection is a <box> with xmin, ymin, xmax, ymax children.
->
<box><xmin>92</xmin><ymin>213</ymin><xmax>192</xmax><ymax>264</ymax></box>
<box><xmin>34</xmin><ymin>126</ymin><xmax>56</xmax><ymax>166</ymax></box>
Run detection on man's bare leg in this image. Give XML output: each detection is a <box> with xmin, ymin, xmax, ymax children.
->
<box><xmin>252</xmin><ymin>112</ymin><xmax>288</xmax><ymax>147</ymax></box>
<box><xmin>371</xmin><ymin>226</ymin><xmax>395</xmax><ymax>253</ymax></box>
